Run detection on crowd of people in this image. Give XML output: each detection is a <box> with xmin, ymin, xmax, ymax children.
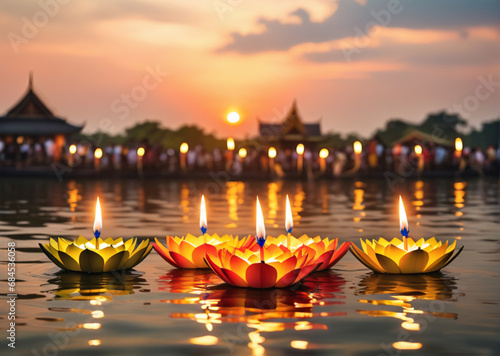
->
<box><xmin>1</xmin><ymin>137</ymin><xmax>498</xmax><ymax>177</ymax></box>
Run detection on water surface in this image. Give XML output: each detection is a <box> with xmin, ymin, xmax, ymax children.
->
<box><xmin>1</xmin><ymin>177</ymin><xmax>499</xmax><ymax>355</ymax></box>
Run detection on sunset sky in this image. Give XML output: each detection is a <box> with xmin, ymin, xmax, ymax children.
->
<box><xmin>0</xmin><ymin>0</ymin><xmax>498</xmax><ymax>138</ymax></box>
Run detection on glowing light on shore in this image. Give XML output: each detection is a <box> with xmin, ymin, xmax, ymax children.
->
<box><xmin>296</xmin><ymin>143</ymin><xmax>304</xmax><ymax>155</ymax></box>
<box><xmin>353</xmin><ymin>141</ymin><xmax>362</xmax><ymax>154</ymax></box>
<box><xmin>227</xmin><ymin>137</ymin><xmax>235</xmax><ymax>151</ymax></box>
<box><xmin>455</xmin><ymin>138</ymin><xmax>463</xmax><ymax>152</ymax></box>
<box><xmin>268</xmin><ymin>147</ymin><xmax>277</xmax><ymax>159</ymax></box>
<box><xmin>319</xmin><ymin>148</ymin><xmax>329</xmax><ymax>159</ymax></box>
<box><xmin>137</xmin><ymin>147</ymin><xmax>145</xmax><ymax>157</ymax></box>
<box><xmin>180</xmin><ymin>142</ymin><xmax>189</xmax><ymax>154</ymax></box>
<box><xmin>94</xmin><ymin>148</ymin><xmax>103</xmax><ymax>159</ymax></box>
<box><xmin>69</xmin><ymin>144</ymin><xmax>77</xmax><ymax>154</ymax></box>
<box><xmin>238</xmin><ymin>148</ymin><xmax>247</xmax><ymax>158</ymax></box>
<box><xmin>414</xmin><ymin>145</ymin><xmax>422</xmax><ymax>155</ymax></box>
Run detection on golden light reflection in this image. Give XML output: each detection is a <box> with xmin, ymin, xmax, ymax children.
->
<box><xmin>180</xmin><ymin>183</ymin><xmax>190</xmax><ymax>223</ymax></box>
<box><xmin>226</xmin><ymin>182</ymin><xmax>241</xmax><ymax>225</ymax></box>
<box><xmin>267</xmin><ymin>183</ymin><xmax>279</xmax><ymax>223</ymax></box>
<box><xmin>291</xmin><ymin>340</ymin><xmax>309</xmax><ymax>349</ymax></box>
<box><xmin>454</xmin><ymin>181</ymin><xmax>466</xmax><ymax>209</ymax></box>
<box><xmin>166</xmin><ymin>270</ymin><xmax>346</xmax><ymax>354</ymax></box>
<box><xmin>48</xmin><ymin>271</ymin><xmax>144</xmax><ymax>301</ymax></box>
<box><xmin>67</xmin><ymin>181</ymin><xmax>81</xmax><ymax>213</ymax></box>
<box><xmin>189</xmin><ymin>335</ymin><xmax>218</xmax><ymax>346</ymax></box>
<box><xmin>393</xmin><ymin>341</ymin><xmax>423</xmax><ymax>350</ymax></box>
<box><xmin>356</xmin><ymin>272</ymin><xmax>461</xmax><ymax>352</ymax></box>
<box><xmin>88</xmin><ymin>339</ymin><xmax>101</xmax><ymax>346</ymax></box>
<box><xmin>81</xmin><ymin>323</ymin><xmax>101</xmax><ymax>330</ymax></box>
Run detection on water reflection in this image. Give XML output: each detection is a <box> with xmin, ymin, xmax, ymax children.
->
<box><xmin>161</xmin><ymin>269</ymin><xmax>346</xmax><ymax>354</ymax></box>
<box><xmin>46</xmin><ymin>270</ymin><xmax>147</xmax><ymax>301</ymax></box>
<box><xmin>356</xmin><ymin>272</ymin><xmax>462</xmax><ymax>351</ymax></box>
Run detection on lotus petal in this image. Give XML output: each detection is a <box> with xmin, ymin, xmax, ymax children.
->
<box><xmin>246</xmin><ymin>263</ymin><xmax>278</xmax><ymax>288</ymax></box>
<box><xmin>398</xmin><ymin>249</ymin><xmax>429</xmax><ymax>274</ymax></box>
<box><xmin>376</xmin><ymin>254</ymin><xmax>401</xmax><ymax>274</ymax></box>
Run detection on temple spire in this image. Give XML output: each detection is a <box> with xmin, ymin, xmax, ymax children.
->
<box><xmin>29</xmin><ymin>71</ymin><xmax>33</xmax><ymax>90</ymax></box>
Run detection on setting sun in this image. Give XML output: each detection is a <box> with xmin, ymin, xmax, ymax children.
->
<box><xmin>227</xmin><ymin>112</ymin><xmax>240</xmax><ymax>124</ymax></box>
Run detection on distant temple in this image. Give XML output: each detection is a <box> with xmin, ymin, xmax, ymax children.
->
<box><xmin>0</xmin><ymin>74</ymin><xmax>83</xmax><ymax>163</ymax></box>
<box><xmin>258</xmin><ymin>101</ymin><xmax>322</xmax><ymax>149</ymax></box>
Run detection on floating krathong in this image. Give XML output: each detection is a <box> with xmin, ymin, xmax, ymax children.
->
<box><xmin>152</xmin><ymin>195</ymin><xmax>255</xmax><ymax>269</ymax></box>
<box><xmin>350</xmin><ymin>196</ymin><xmax>463</xmax><ymax>274</ymax></box>
<box><xmin>205</xmin><ymin>197</ymin><xmax>327</xmax><ymax>288</ymax></box>
<box><xmin>39</xmin><ymin>197</ymin><xmax>152</xmax><ymax>273</ymax></box>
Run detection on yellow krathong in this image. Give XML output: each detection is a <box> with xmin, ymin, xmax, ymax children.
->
<box><xmin>350</xmin><ymin>237</ymin><xmax>463</xmax><ymax>274</ymax></box>
<box><xmin>39</xmin><ymin>236</ymin><xmax>152</xmax><ymax>273</ymax></box>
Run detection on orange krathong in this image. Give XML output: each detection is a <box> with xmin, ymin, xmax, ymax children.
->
<box><xmin>205</xmin><ymin>239</ymin><xmax>332</xmax><ymax>289</ymax></box>
<box><xmin>152</xmin><ymin>234</ymin><xmax>255</xmax><ymax>269</ymax></box>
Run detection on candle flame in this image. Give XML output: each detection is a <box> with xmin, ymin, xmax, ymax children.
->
<box><xmin>227</xmin><ymin>137</ymin><xmax>235</xmax><ymax>151</ymax></box>
<box><xmin>399</xmin><ymin>195</ymin><xmax>409</xmax><ymax>237</ymax></box>
<box><xmin>200</xmin><ymin>195</ymin><xmax>207</xmax><ymax>234</ymax></box>
<box><xmin>93</xmin><ymin>197</ymin><xmax>102</xmax><ymax>238</ymax></box>
<box><xmin>268</xmin><ymin>147</ymin><xmax>277</xmax><ymax>159</ymax></box>
<box><xmin>256</xmin><ymin>196</ymin><xmax>266</xmax><ymax>247</ymax></box>
<box><xmin>238</xmin><ymin>148</ymin><xmax>247</xmax><ymax>158</ymax></box>
<box><xmin>94</xmin><ymin>148</ymin><xmax>103</xmax><ymax>159</ymax></box>
<box><xmin>319</xmin><ymin>148</ymin><xmax>329</xmax><ymax>159</ymax></box>
<box><xmin>180</xmin><ymin>142</ymin><xmax>189</xmax><ymax>154</ymax></box>
<box><xmin>353</xmin><ymin>141</ymin><xmax>362</xmax><ymax>154</ymax></box>
<box><xmin>285</xmin><ymin>194</ymin><xmax>293</xmax><ymax>233</ymax></box>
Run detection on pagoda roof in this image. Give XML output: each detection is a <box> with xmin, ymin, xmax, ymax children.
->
<box><xmin>259</xmin><ymin>100</ymin><xmax>321</xmax><ymax>138</ymax></box>
<box><xmin>0</xmin><ymin>75</ymin><xmax>83</xmax><ymax>136</ymax></box>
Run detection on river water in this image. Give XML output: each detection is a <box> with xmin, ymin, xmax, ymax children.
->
<box><xmin>1</xmin><ymin>177</ymin><xmax>499</xmax><ymax>355</ymax></box>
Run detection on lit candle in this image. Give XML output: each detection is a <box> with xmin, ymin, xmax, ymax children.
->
<box><xmin>94</xmin><ymin>148</ymin><xmax>103</xmax><ymax>172</ymax></box>
<box><xmin>399</xmin><ymin>195</ymin><xmax>409</xmax><ymax>251</ymax></box>
<box><xmin>200</xmin><ymin>195</ymin><xmax>207</xmax><ymax>242</ymax></box>
<box><xmin>69</xmin><ymin>144</ymin><xmax>77</xmax><ymax>167</ymax></box>
<box><xmin>137</xmin><ymin>147</ymin><xmax>145</xmax><ymax>177</ymax></box>
<box><xmin>93</xmin><ymin>197</ymin><xmax>102</xmax><ymax>249</ymax></box>
<box><xmin>285</xmin><ymin>195</ymin><xmax>293</xmax><ymax>248</ymax></box>
<box><xmin>319</xmin><ymin>148</ymin><xmax>329</xmax><ymax>173</ymax></box>
<box><xmin>268</xmin><ymin>147</ymin><xmax>277</xmax><ymax>174</ymax></box>
<box><xmin>296</xmin><ymin>143</ymin><xmax>304</xmax><ymax>173</ymax></box>
<box><xmin>455</xmin><ymin>138</ymin><xmax>463</xmax><ymax>156</ymax></box>
<box><xmin>256</xmin><ymin>196</ymin><xmax>266</xmax><ymax>262</ymax></box>
<box><xmin>180</xmin><ymin>142</ymin><xmax>189</xmax><ymax>172</ymax></box>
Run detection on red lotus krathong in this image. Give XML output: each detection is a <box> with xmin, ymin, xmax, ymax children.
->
<box><xmin>266</xmin><ymin>234</ymin><xmax>351</xmax><ymax>271</ymax></box>
<box><xmin>205</xmin><ymin>240</ymin><xmax>330</xmax><ymax>289</ymax></box>
<box><xmin>152</xmin><ymin>234</ymin><xmax>255</xmax><ymax>269</ymax></box>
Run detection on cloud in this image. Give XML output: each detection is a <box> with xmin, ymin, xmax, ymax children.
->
<box><xmin>218</xmin><ymin>0</ymin><xmax>499</xmax><ymax>53</ymax></box>
<box><xmin>304</xmin><ymin>36</ymin><xmax>498</xmax><ymax>66</ymax></box>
